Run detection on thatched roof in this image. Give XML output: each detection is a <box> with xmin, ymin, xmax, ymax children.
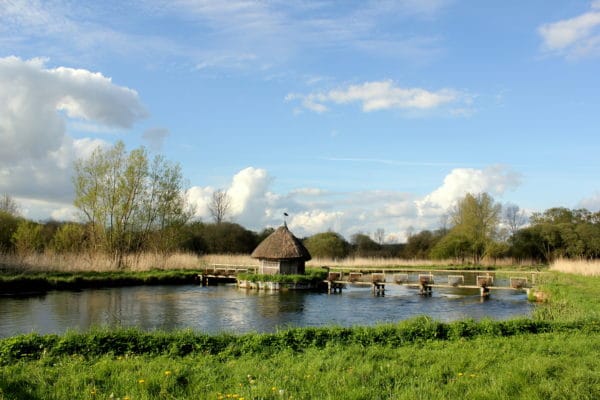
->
<box><xmin>251</xmin><ymin>225</ymin><xmax>311</xmax><ymax>261</ymax></box>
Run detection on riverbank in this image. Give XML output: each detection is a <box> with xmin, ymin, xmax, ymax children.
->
<box><xmin>0</xmin><ymin>270</ymin><xmax>203</xmax><ymax>294</ymax></box>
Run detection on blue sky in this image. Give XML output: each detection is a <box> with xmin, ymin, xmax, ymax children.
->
<box><xmin>1</xmin><ymin>0</ymin><xmax>600</xmax><ymax>241</ymax></box>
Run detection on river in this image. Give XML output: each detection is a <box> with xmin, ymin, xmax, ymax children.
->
<box><xmin>0</xmin><ymin>282</ymin><xmax>533</xmax><ymax>337</ymax></box>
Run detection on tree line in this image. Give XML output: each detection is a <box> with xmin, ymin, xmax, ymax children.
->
<box><xmin>1</xmin><ymin>142</ymin><xmax>599</xmax><ymax>266</ymax></box>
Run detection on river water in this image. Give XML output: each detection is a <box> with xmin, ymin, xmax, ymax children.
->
<box><xmin>0</xmin><ymin>283</ymin><xmax>533</xmax><ymax>337</ymax></box>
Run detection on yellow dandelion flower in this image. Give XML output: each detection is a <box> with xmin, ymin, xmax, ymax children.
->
<box><xmin>165</xmin><ymin>370</ymin><xmax>172</xmax><ymax>376</ymax></box>
<box><xmin>138</xmin><ymin>379</ymin><xmax>146</xmax><ymax>384</ymax></box>
<box><xmin>272</xmin><ymin>387</ymin><xmax>277</xmax><ymax>391</ymax></box>
<box><xmin>470</xmin><ymin>374</ymin><xmax>477</xmax><ymax>378</ymax></box>
<box><xmin>458</xmin><ymin>372</ymin><xmax>464</xmax><ymax>377</ymax></box>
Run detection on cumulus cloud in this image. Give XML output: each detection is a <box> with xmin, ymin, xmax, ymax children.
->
<box><xmin>579</xmin><ymin>192</ymin><xmax>600</xmax><ymax>211</ymax></box>
<box><xmin>0</xmin><ymin>56</ymin><xmax>146</xmax><ymax>214</ymax></box>
<box><xmin>142</xmin><ymin>127</ymin><xmax>170</xmax><ymax>152</ymax></box>
<box><xmin>416</xmin><ymin>165</ymin><xmax>521</xmax><ymax>217</ymax></box>
<box><xmin>185</xmin><ymin>165</ymin><xmax>523</xmax><ymax>243</ymax></box>
<box><xmin>286</xmin><ymin>80</ymin><xmax>471</xmax><ymax>114</ymax></box>
<box><xmin>186</xmin><ymin>167</ymin><xmax>273</xmax><ymax>226</ymax></box>
<box><xmin>538</xmin><ymin>3</ymin><xmax>600</xmax><ymax>58</ymax></box>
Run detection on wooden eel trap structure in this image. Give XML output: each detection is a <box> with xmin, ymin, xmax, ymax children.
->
<box><xmin>324</xmin><ymin>269</ymin><xmax>536</xmax><ymax>297</ymax></box>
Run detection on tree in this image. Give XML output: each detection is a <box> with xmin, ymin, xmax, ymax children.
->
<box><xmin>73</xmin><ymin>141</ymin><xmax>191</xmax><ymax>267</ymax></box>
<box><xmin>504</xmin><ymin>203</ymin><xmax>527</xmax><ymax>238</ymax></box>
<box><xmin>208</xmin><ymin>189</ymin><xmax>231</xmax><ymax>224</ymax></box>
<box><xmin>12</xmin><ymin>221</ymin><xmax>44</xmax><ymax>256</ymax></box>
<box><xmin>373</xmin><ymin>228</ymin><xmax>385</xmax><ymax>245</ymax></box>
<box><xmin>351</xmin><ymin>233</ymin><xmax>380</xmax><ymax>257</ymax></box>
<box><xmin>0</xmin><ymin>194</ymin><xmax>19</xmax><ymax>216</ymax></box>
<box><xmin>0</xmin><ymin>211</ymin><xmax>21</xmax><ymax>252</ymax></box>
<box><xmin>304</xmin><ymin>232</ymin><xmax>349</xmax><ymax>259</ymax></box>
<box><xmin>447</xmin><ymin>192</ymin><xmax>502</xmax><ymax>264</ymax></box>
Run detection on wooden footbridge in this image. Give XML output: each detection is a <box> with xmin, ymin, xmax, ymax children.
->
<box><xmin>324</xmin><ymin>268</ymin><xmax>538</xmax><ymax>297</ymax></box>
<box><xmin>198</xmin><ymin>264</ymin><xmax>257</xmax><ymax>286</ymax></box>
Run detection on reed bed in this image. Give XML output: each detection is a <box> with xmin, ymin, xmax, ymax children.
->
<box><xmin>550</xmin><ymin>258</ymin><xmax>600</xmax><ymax>276</ymax></box>
<box><xmin>0</xmin><ymin>252</ymin><xmax>202</xmax><ymax>273</ymax></box>
<box><xmin>1</xmin><ymin>252</ymin><xmax>542</xmax><ymax>273</ymax></box>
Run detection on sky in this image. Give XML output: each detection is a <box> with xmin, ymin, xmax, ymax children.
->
<box><xmin>1</xmin><ymin>0</ymin><xmax>600</xmax><ymax>242</ymax></box>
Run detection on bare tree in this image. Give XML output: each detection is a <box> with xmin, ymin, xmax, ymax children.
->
<box><xmin>373</xmin><ymin>228</ymin><xmax>385</xmax><ymax>245</ymax></box>
<box><xmin>208</xmin><ymin>189</ymin><xmax>231</xmax><ymax>224</ymax></box>
<box><xmin>504</xmin><ymin>203</ymin><xmax>527</xmax><ymax>237</ymax></box>
<box><xmin>0</xmin><ymin>193</ymin><xmax>19</xmax><ymax>216</ymax></box>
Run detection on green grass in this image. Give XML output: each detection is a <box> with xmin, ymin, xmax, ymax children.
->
<box><xmin>1</xmin><ymin>332</ymin><xmax>599</xmax><ymax>399</ymax></box>
<box><xmin>0</xmin><ymin>269</ymin><xmax>203</xmax><ymax>293</ymax></box>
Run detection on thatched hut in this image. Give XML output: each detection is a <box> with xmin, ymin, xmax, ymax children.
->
<box><xmin>251</xmin><ymin>225</ymin><xmax>311</xmax><ymax>275</ymax></box>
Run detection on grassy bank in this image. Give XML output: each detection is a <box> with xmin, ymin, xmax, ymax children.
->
<box><xmin>0</xmin><ymin>270</ymin><xmax>203</xmax><ymax>294</ymax></box>
<box><xmin>1</xmin><ymin>331</ymin><xmax>599</xmax><ymax>400</ymax></box>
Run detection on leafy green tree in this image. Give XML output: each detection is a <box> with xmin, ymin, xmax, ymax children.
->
<box><xmin>73</xmin><ymin>141</ymin><xmax>192</xmax><ymax>267</ymax></box>
<box><xmin>304</xmin><ymin>232</ymin><xmax>349</xmax><ymax>259</ymax></box>
<box><xmin>351</xmin><ymin>233</ymin><xmax>380</xmax><ymax>257</ymax></box>
<box><xmin>199</xmin><ymin>222</ymin><xmax>258</xmax><ymax>254</ymax></box>
<box><xmin>402</xmin><ymin>230</ymin><xmax>443</xmax><ymax>259</ymax></box>
<box><xmin>12</xmin><ymin>221</ymin><xmax>44</xmax><ymax>255</ymax></box>
<box><xmin>51</xmin><ymin>223</ymin><xmax>88</xmax><ymax>253</ymax></box>
<box><xmin>0</xmin><ymin>211</ymin><xmax>21</xmax><ymax>252</ymax></box>
<box><xmin>435</xmin><ymin>193</ymin><xmax>502</xmax><ymax>263</ymax></box>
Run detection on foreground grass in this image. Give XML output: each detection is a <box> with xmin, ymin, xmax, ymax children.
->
<box><xmin>1</xmin><ymin>332</ymin><xmax>599</xmax><ymax>399</ymax></box>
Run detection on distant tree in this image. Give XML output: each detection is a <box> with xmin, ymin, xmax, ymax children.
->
<box><xmin>304</xmin><ymin>232</ymin><xmax>349</xmax><ymax>259</ymax></box>
<box><xmin>208</xmin><ymin>189</ymin><xmax>231</xmax><ymax>224</ymax></box>
<box><xmin>504</xmin><ymin>203</ymin><xmax>527</xmax><ymax>238</ymax></box>
<box><xmin>0</xmin><ymin>211</ymin><xmax>21</xmax><ymax>252</ymax></box>
<box><xmin>12</xmin><ymin>221</ymin><xmax>44</xmax><ymax>255</ymax></box>
<box><xmin>373</xmin><ymin>228</ymin><xmax>385</xmax><ymax>245</ymax></box>
<box><xmin>200</xmin><ymin>222</ymin><xmax>258</xmax><ymax>254</ymax></box>
<box><xmin>0</xmin><ymin>194</ymin><xmax>19</xmax><ymax>216</ymax></box>
<box><xmin>351</xmin><ymin>233</ymin><xmax>380</xmax><ymax>257</ymax></box>
<box><xmin>442</xmin><ymin>192</ymin><xmax>502</xmax><ymax>263</ymax></box>
<box><xmin>403</xmin><ymin>230</ymin><xmax>443</xmax><ymax>259</ymax></box>
<box><xmin>51</xmin><ymin>223</ymin><xmax>89</xmax><ymax>253</ymax></box>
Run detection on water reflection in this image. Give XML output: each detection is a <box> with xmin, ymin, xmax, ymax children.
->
<box><xmin>0</xmin><ymin>284</ymin><xmax>533</xmax><ymax>337</ymax></box>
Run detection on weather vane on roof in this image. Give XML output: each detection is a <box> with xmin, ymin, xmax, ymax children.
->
<box><xmin>284</xmin><ymin>212</ymin><xmax>289</xmax><ymax>227</ymax></box>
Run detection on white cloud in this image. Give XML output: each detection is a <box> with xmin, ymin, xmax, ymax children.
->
<box><xmin>142</xmin><ymin>127</ymin><xmax>170</xmax><ymax>152</ymax></box>
<box><xmin>187</xmin><ymin>165</ymin><xmax>522</xmax><ymax>242</ymax></box>
<box><xmin>286</xmin><ymin>80</ymin><xmax>471</xmax><ymax>114</ymax></box>
<box><xmin>0</xmin><ymin>56</ymin><xmax>146</xmax><ymax>210</ymax></box>
<box><xmin>416</xmin><ymin>165</ymin><xmax>521</xmax><ymax>217</ymax></box>
<box><xmin>538</xmin><ymin>4</ymin><xmax>600</xmax><ymax>58</ymax></box>
<box><xmin>579</xmin><ymin>192</ymin><xmax>600</xmax><ymax>211</ymax></box>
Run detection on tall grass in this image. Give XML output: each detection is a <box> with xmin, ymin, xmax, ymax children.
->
<box><xmin>307</xmin><ymin>256</ymin><xmax>540</xmax><ymax>269</ymax></box>
<box><xmin>550</xmin><ymin>258</ymin><xmax>600</xmax><ymax>276</ymax></box>
<box><xmin>0</xmin><ymin>251</ymin><xmax>202</xmax><ymax>272</ymax></box>
<box><xmin>1</xmin><ymin>252</ymin><xmax>542</xmax><ymax>273</ymax></box>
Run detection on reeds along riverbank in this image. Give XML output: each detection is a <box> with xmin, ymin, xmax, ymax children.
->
<box><xmin>0</xmin><ymin>252</ymin><xmax>203</xmax><ymax>272</ymax></box>
<box><xmin>550</xmin><ymin>258</ymin><xmax>600</xmax><ymax>276</ymax></box>
<box><xmin>1</xmin><ymin>251</ymin><xmax>542</xmax><ymax>273</ymax></box>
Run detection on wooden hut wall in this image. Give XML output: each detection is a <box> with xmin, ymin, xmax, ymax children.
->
<box><xmin>279</xmin><ymin>260</ymin><xmax>305</xmax><ymax>275</ymax></box>
<box><xmin>259</xmin><ymin>260</ymin><xmax>280</xmax><ymax>275</ymax></box>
